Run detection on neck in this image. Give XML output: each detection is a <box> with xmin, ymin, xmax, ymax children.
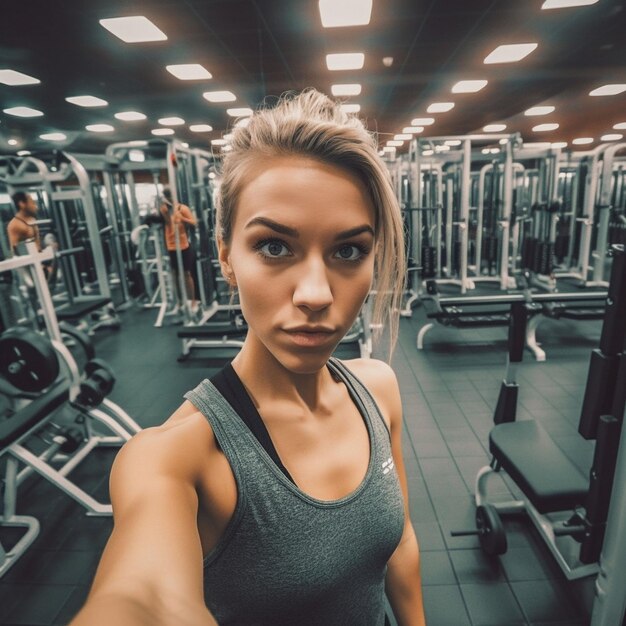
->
<box><xmin>17</xmin><ymin>210</ymin><xmax>32</xmax><ymax>221</ymax></box>
<box><xmin>231</xmin><ymin>333</ymin><xmax>335</xmax><ymax>413</ymax></box>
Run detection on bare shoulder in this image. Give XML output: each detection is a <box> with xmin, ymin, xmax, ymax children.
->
<box><xmin>340</xmin><ymin>358</ymin><xmax>402</xmax><ymax>426</ymax></box>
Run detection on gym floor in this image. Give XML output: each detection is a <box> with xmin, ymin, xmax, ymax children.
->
<box><xmin>0</xmin><ymin>304</ymin><xmax>598</xmax><ymax>625</ymax></box>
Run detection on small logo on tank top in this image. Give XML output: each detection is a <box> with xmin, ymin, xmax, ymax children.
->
<box><xmin>382</xmin><ymin>457</ymin><xmax>394</xmax><ymax>475</ymax></box>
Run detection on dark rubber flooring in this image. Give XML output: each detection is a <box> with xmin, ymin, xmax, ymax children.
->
<box><xmin>0</xmin><ymin>301</ymin><xmax>600</xmax><ymax>625</ymax></box>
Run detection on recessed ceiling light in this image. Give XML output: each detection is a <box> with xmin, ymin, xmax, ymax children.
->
<box><xmin>427</xmin><ymin>102</ymin><xmax>454</xmax><ymax>113</ymax></box>
<box><xmin>523</xmin><ymin>142</ymin><xmax>552</xmax><ymax>149</ymax></box>
<box><xmin>533</xmin><ymin>123</ymin><xmax>559</xmax><ymax>132</ymax></box>
<box><xmin>211</xmin><ymin>139</ymin><xmax>227</xmax><ymax>146</ymax></box>
<box><xmin>0</xmin><ymin>69</ymin><xmax>40</xmax><ymax>86</ymax></box>
<box><xmin>40</xmin><ymin>132</ymin><xmax>67</xmax><ymax>141</ymax></box>
<box><xmin>166</xmin><ymin>64</ymin><xmax>212</xmax><ymax>80</ymax></box>
<box><xmin>435</xmin><ymin>145</ymin><xmax>451</xmax><ymax>152</ymax></box>
<box><xmin>151</xmin><ymin>128</ymin><xmax>174</xmax><ymax>136</ymax></box>
<box><xmin>451</xmin><ymin>80</ymin><xmax>488</xmax><ymax>93</ymax></box>
<box><xmin>158</xmin><ymin>116</ymin><xmax>185</xmax><ymax>126</ymax></box>
<box><xmin>8</xmin><ymin>139</ymin><xmax>18</xmax><ymax>146</ymax></box>
<box><xmin>422</xmin><ymin>149</ymin><xmax>433</xmax><ymax>156</ymax></box>
<box><xmin>331</xmin><ymin>83</ymin><xmax>362</xmax><ymax>96</ymax></box>
<box><xmin>387</xmin><ymin>140</ymin><xmax>403</xmax><ymax>147</ymax></box>
<box><xmin>542</xmin><ymin>0</ymin><xmax>598</xmax><ymax>8</ymax></box>
<box><xmin>86</xmin><ymin>123</ymin><xmax>114</xmax><ymax>132</ymax></box>
<box><xmin>481</xmin><ymin>148</ymin><xmax>491</xmax><ymax>154</ymax></box>
<box><xmin>411</xmin><ymin>117</ymin><xmax>435</xmax><ymax>126</ymax></box>
<box><xmin>572</xmin><ymin>137</ymin><xmax>593</xmax><ymax>145</ymax></box>
<box><xmin>525</xmin><ymin>105</ymin><xmax>555</xmax><ymax>116</ymax></box>
<box><xmin>483</xmin><ymin>123</ymin><xmax>506</xmax><ymax>132</ymax></box>
<box><xmin>601</xmin><ymin>133</ymin><xmax>623</xmax><ymax>141</ymax></box>
<box><xmin>129</xmin><ymin>150</ymin><xmax>145</xmax><ymax>162</ymax></box>
<box><xmin>589</xmin><ymin>84</ymin><xmax>626</xmax><ymax>96</ymax></box>
<box><xmin>445</xmin><ymin>140</ymin><xmax>462</xmax><ymax>146</ymax></box>
<box><xmin>326</xmin><ymin>53</ymin><xmax>365</xmax><ymax>70</ymax></box>
<box><xmin>203</xmin><ymin>91</ymin><xmax>237</xmax><ymax>103</ymax></box>
<box><xmin>403</xmin><ymin>126</ymin><xmax>424</xmax><ymax>134</ymax></box>
<box><xmin>319</xmin><ymin>0</ymin><xmax>372</xmax><ymax>27</ymax></box>
<box><xmin>66</xmin><ymin>95</ymin><xmax>108</xmax><ymax>107</ymax></box>
<box><xmin>613</xmin><ymin>122</ymin><xmax>626</xmax><ymax>130</ymax></box>
<box><xmin>4</xmin><ymin>106</ymin><xmax>44</xmax><ymax>118</ymax></box>
<box><xmin>499</xmin><ymin>138</ymin><xmax>508</xmax><ymax>144</ymax></box>
<box><xmin>189</xmin><ymin>124</ymin><xmax>213</xmax><ymax>132</ymax></box>
<box><xmin>340</xmin><ymin>103</ymin><xmax>361</xmax><ymax>113</ymax></box>
<box><xmin>382</xmin><ymin>146</ymin><xmax>396</xmax><ymax>153</ymax></box>
<box><xmin>17</xmin><ymin>150</ymin><xmax>31</xmax><ymax>156</ymax></box>
<box><xmin>99</xmin><ymin>16</ymin><xmax>167</xmax><ymax>43</ymax></box>
<box><xmin>484</xmin><ymin>43</ymin><xmax>538</xmax><ymax>64</ymax></box>
<box><xmin>115</xmin><ymin>111</ymin><xmax>147</xmax><ymax>121</ymax></box>
<box><xmin>227</xmin><ymin>107</ymin><xmax>253</xmax><ymax>117</ymax></box>
<box><xmin>395</xmin><ymin>134</ymin><xmax>412</xmax><ymax>140</ymax></box>
<box><xmin>551</xmin><ymin>142</ymin><xmax>568</xmax><ymax>148</ymax></box>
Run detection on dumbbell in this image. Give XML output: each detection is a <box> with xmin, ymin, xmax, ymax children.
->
<box><xmin>77</xmin><ymin>359</ymin><xmax>116</xmax><ymax>407</ymax></box>
<box><xmin>450</xmin><ymin>504</ymin><xmax>507</xmax><ymax>556</ymax></box>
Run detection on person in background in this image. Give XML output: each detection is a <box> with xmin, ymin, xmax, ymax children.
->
<box><xmin>159</xmin><ymin>187</ymin><xmax>199</xmax><ymax>316</ymax></box>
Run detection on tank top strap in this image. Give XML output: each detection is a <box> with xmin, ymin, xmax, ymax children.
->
<box><xmin>327</xmin><ymin>357</ymin><xmax>392</xmax><ymax>441</ymax></box>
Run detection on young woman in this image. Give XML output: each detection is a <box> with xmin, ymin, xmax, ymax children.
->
<box><xmin>72</xmin><ymin>89</ymin><xmax>427</xmax><ymax>626</ymax></box>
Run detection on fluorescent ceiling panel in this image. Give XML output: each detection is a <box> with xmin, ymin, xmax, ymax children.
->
<box><xmin>115</xmin><ymin>111</ymin><xmax>146</xmax><ymax>121</ymax></box>
<box><xmin>227</xmin><ymin>107</ymin><xmax>253</xmax><ymax>117</ymax></box>
<box><xmin>387</xmin><ymin>140</ymin><xmax>403</xmax><ymax>147</ymax></box>
<box><xmin>189</xmin><ymin>124</ymin><xmax>213</xmax><ymax>132</ymax></box>
<box><xmin>572</xmin><ymin>137</ymin><xmax>593</xmax><ymax>145</ymax></box>
<box><xmin>613</xmin><ymin>122</ymin><xmax>626</xmax><ymax>130</ymax></box>
<box><xmin>533</xmin><ymin>123</ymin><xmax>559</xmax><ymax>131</ymax></box>
<box><xmin>427</xmin><ymin>102</ymin><xmax>454</xmax><ymax>113</ymax></box>
<box><xmin>40</xmin><ymin>132</ymin><xmax>66</xmax><ymax>141</ymax></box>
<box><xmin>403</xmin><ymin>126</ymin><xmax>424</xmax><ymax>134</ymax></box>
<box><xmin>542</xmin><ymin>0</ymin><xmax>598</xmax><ymax>8</ymax></box>
<box><xmin>326</xmin><ymin>53</ymin><xmax>365</xmax><ymax>70</ymax></box>
<box><xmin>100</xmin><ymin>16</ymin><xmax>167</xmax><ymax>43</ymax></box>
<box><xmin>411</xmin><ymin>117</ymin><xmax>435</xmax><ymax>126</ymax></box>
<box><xmin>601</xmin><ymin>133</ymin><xmax>623</xmax><ymax>141</ymax></box>
<box><xmin>151</xmin><ymin>128</ymin><xmax>174</xmax><ymax>136</ymax></box>
<box><xmin>394</xmin><ymin>134</ymin><xmax>412</xmax><ymax>140</ymax></box>
<box><xmin>483</xmin><ymin>124</ymin><xmax>506</xmax><ymax>132</ymax></box>
<box><xmin>331</xmin><ymin>83</ymin><xmax>362</xmax><ymax>96</ymax></box>
<box><xmin>3</xmin><ymin>106</ymin><xmax>44</xmax><ymax>117</ymax></box>
<box><xmin>319</xmin><ymin>0</ymin><xmax>372</xmax><ymax>27</ymax></box>
<box><xmin>211</xmin><ymin>139</ymin><xmax>227</xmax><ymax>146</ymax></box>
<box><xmin>86</xmin><ymin>124</ymin><xmax>114</xmax><ymax>132</ymax></box>
<box><xmin>589</xmin><ymin>84</ymin><xmax>626</xmax><ymax>96</ymax></box>
<box><xmin>484</xmin><ymin>43</ymin><xmax>538</xmax><ymax>64</ymax></box>
<box><xmin>0</xmin><ymin>69</ymin><xmax>40</xmax><ymax>86</ymax></box>
<box><xmin>158</xmin><ymin>116</ymin><xmax>185</xmax><ymax>126</ymax></box>
<box><xmin>166</xmin><ymin>64</ymin><xmax>212</xmax><ymax>80</ymax></box>
<box><xmin>525</xmin><ymin>105</ymin><xmax>555</xmax><ymax>116</ymax></box>
<box><xmin>451</xmin><ymin>80</ymin><xmax>487</xmax><ymax>93</ymax></box>
<box><xmin>66</xmin><ymin>95</ymin><xmax>108</xmax><ymax>107</ymax></box>
<box><xmin>551</xmin><ymin>142</ymin><xmax>568</xmax><ymax>148</ymax></box>
<box><xmin>203</xmin><ymin>91</ymin><xmax>236</xmax><ymax>103</ymax></box>
<box><xmin>340</xmin><ymin>103</ymin><xmax>361</xmax><ymax>113</ymax></box>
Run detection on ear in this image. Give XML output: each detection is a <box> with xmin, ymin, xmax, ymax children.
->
<box><xmin>217</xmin><ymin>237</ymin><xmax>236</xmax><ymax>285</ymax></box>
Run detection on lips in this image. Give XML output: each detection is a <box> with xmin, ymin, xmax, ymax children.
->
<box><xmin>282</xmin><ymin>327</ymin><xmax>336</xmax><ymax>347</ymax></box>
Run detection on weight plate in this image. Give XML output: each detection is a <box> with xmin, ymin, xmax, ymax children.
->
<box><xmin>476</xmin><ymin>504</ymin><xmax>507</xmax><ymax>556</ymax></box>
<box><xmin>0</xmin><ymin>328</ymin><xmax>59</xmax><ymax>392</ymax></box>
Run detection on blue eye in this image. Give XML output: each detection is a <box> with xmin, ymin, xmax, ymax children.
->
<box><xmin>335</xmin><ymin>244</ymin><xmax>365</xmax><ymax>261</ymax></box>
<box><xmin>257</xmin><ymin>239</ymin><xmax>291</xmax><ymax>258</ymax></box>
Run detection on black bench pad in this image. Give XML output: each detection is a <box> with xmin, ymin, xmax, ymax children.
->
<box><xmin>489</xmin><ymin>421</ymin><xmax>589</xmax><ymax>514</ymax></box>
<box><xmin>0</xmin><ymin>379</ymin><xmax>70</xmax><ymax>447</ymax></box>
<box><xmin>56</xmin><ymin>297</ymin><xmax>111</xmax><ymax>321</ymax></box>
<box><xmin>178</xmin><ymin>324</ymin><xmax>248</xmax><ymax>339</ymax></box>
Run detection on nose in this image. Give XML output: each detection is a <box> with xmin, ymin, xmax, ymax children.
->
<box><xmin>292</xmin><ymin>256</ymin><xmax>333</xmax><ymax>312</ymax></box>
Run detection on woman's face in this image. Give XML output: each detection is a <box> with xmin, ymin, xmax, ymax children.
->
<box><xmin>220</xmin><ymin>156</ymin><xmax>376</xmax><ymax>373</ymax></box>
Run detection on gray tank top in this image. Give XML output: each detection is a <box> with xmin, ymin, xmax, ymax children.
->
<box><xmin>184</xmin><ymin>358</ymin><xmax>405</xmax><ymax>626</ymax></box>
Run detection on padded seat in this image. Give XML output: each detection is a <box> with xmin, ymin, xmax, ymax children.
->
<box><xmin>489</xmin><ymin>421</ymin><xmax>589</xmax><ymax>514</ymax></box>
<box><xmin>0</xmin><ymin>379</ymin><xmax>70</xmax><ymax>447</ymax></box>
<box><xmin>56</xmin><ymin>297</ymin><xmax>111</xmax><ymax>321</ymax></box>
<box><xmin>178</xmin><ymin>324</ymin><xmax>248</xmax><ymax>339</ymax></box>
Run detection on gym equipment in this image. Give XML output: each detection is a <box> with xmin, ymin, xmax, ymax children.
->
<box><xmin>450</xmin><ymin>504</ymin><xmax>507</xmax><ymax>556</ymax></box>
<box><xmin>469</xmin><ymin>245</ymin><xmax>625</xmax><ymax>580</ymax></box>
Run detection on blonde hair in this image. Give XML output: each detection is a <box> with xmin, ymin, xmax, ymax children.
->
<box><xmin>216</xmin><ymin>89</ymin><xmax>406</xmax><ymax>359</ymax></box>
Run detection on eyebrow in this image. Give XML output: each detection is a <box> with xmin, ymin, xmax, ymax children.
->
<box><xmin>245</xmin><ymin>216</ymin><xmax>375</xmax><ymax>241</ymax></box>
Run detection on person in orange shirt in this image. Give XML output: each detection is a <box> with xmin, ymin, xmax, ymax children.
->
<box><xmin>159</xmin><ymin>187</ymin><xmax>199</xmax><ymax>314</ymax></box>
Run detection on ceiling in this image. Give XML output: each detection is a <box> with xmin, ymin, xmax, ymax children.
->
<box><xmin>0</xmin><ymin>0</ymin><xmax>625</xmax><ymax>155</ymax></box>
